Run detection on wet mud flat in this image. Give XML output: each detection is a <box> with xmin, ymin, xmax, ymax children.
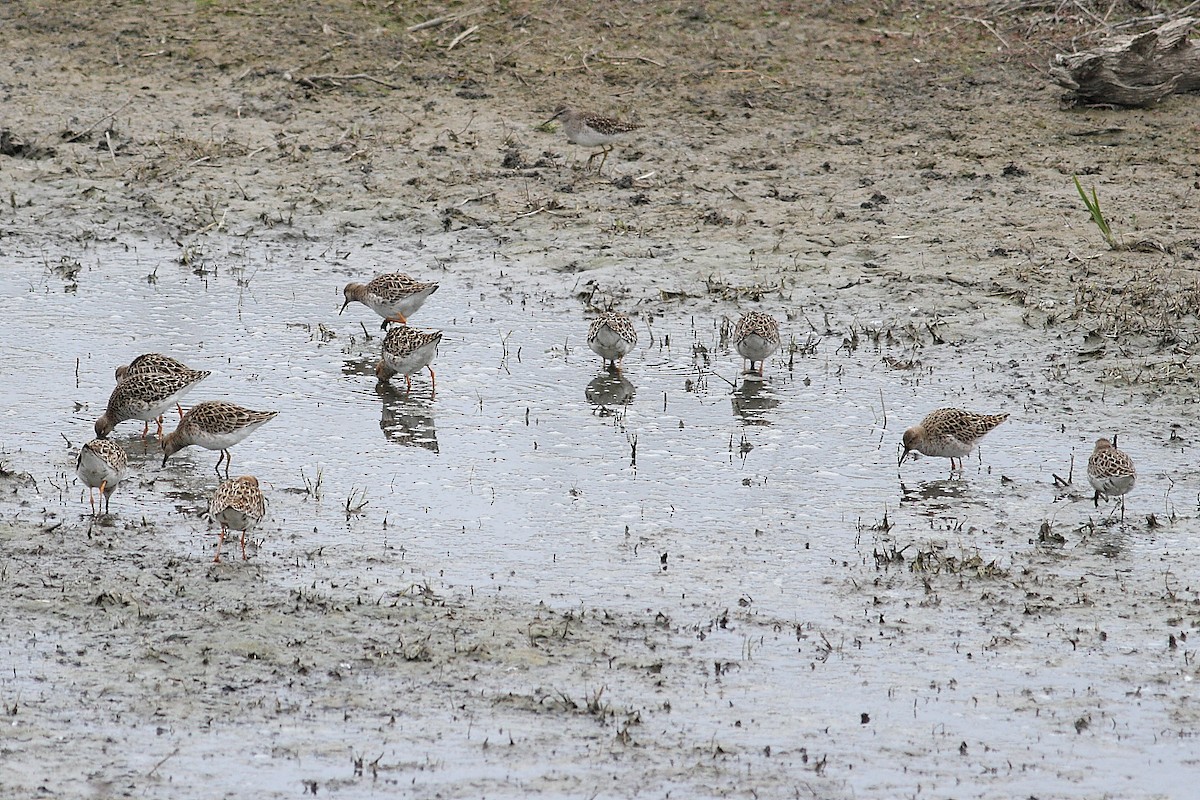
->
<box><xmin>4</xmin><ymin>0</ymin><xmax>1200</xmax><ymax>797</ymax></box>
<box><xmin>1</xmin><ymin>235</ymin><xmax>1199</xmax><ymax>800</ymax></box>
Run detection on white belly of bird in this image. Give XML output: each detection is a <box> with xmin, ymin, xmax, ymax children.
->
<box><xmin>589</xmin><ymin>327</ymin><xmax>633</xmax><ymax>361</ymax></box>
<box><xmin>189</xmin><ymin>421</ymin><xmax>268</xmax><ymax>451</ymax></box>
<box><xmin>383</xmin><ymin>340</ymin><xmax>439</xmax><ymax>376</ymax></box>
<box><xmin>129</xmin><ymin>389</ymin><xmax>191</xmax><ymax>421</ymax></box>
<box><xmin>368</xmin><ymin>287</ymin><xmax>435</xmax><ymax>321</ymax></box>
<box><xmin>215</xmin><ymin>506</ymin><xmax>258</xmax><ymax>531</ymax></box>
<box><xmin>76</xmin><ymin>448</ymin><xmax>122</xmax><ymax>490</ymax></box>
<box><xmin>737</xmin><ymin>334</ymin><xmax>779</xmax><ymax>362</ymax></box>
<box><xmin>916</xmin><ymin>436</ymin><xmax>974</xmax><ymax>460</ymax></box>
<box><xmin>1089</xmin><ymin>472</ymin><xmax>1135</xmax><ymax>498</ymax></box>
<box><xmin>569</xmin><ymin>128</ymin><xmax>617</xmax><ymax>147</ymax></box>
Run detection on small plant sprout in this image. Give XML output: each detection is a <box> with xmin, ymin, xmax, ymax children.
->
<box><xmin>1073</xmin><ymin>175</ymin><xmax>1120</xmax><ymax>250</ymax></box>
<box><xmin>344</xmin><ymin>487</ymin><xmax>368</xmax><ymax>518</ymax></box>
<box><xmin>301</xmin><ymin>466</ymin><xmax>324</xmax><ymax>501</ymax></box>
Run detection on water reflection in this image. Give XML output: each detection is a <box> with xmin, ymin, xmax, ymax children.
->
<box><xmin>899</xmin><ymin>478</ymin><xmax>969</xmax><ymax>510</ymax></box>
<box><xmin>340</xmin><ymin>355</ymin><xmax>377</xmax><ymax>379</ymax></box>
<box><xmin>585</xmin><ymin>368</ymin><xmax>635</xmax><ymax>411</ymax></box>
<box><xmin>731</xmin><ymin>378</ymin><xmax>780</xmax><ymax>425</ymax></box>
<box><xmin>377</xmin><ymin>386</ymin><xmax>439</xmax><ymax>453</ymax></box>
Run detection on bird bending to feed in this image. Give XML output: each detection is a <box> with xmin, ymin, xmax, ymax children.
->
<box><xmin>546</xmin><ymin>107</ymin><xmax>641</xmax><ymax>172</ymax></box>
<box><xmin>95</xmin><ymin>369</ymin><xmax>211</xmax><ymax>440</ymax></box>
<box><xmin>587</xmin><ymin>311</ymin><xmax>638</xmax><ymax>369</ymax></box>
<box><xmin>734</xmin><ymin>311</ymin><xmax>781</xmax><ymax>377</ymax></box>
<box><xmin>161</xmin><ymin>400</ymin><xmax>278</xmax><ymax>477</ymax></box>
<box><xmin>115</xmin><ymin>353</ymin><xmax>200</xmax><ymax>420</ymax></box>
<box><xmin>341</xmin><ymin>273</ymin><xmax>439</xmax><ymax>328</ymax></box>
<box><xmin>114</xmin><ymin>352</ymin><xmax>195</xmax><ymax>383</ymax></box>
<box><xmin>900</xmin><ymin>408</ymin><xmax>1009</xmax><ymax>471</ymax></box>
<box><xmin>377</xmin><ymin>326</ymin><xmax>442</xmax><ymax>395</ymax></box>
<box><xmin>76</xmin><ymin>438</ymin><xmax>128</xmax><ymax>515</ymax></box>
<box><xmin>1087</xmin><ymin>437</ymin><xmax>1136</xmax><ymax>520</ymax></box>
<box><xmin>208</xmin><ymin>475</ymin><xmax>267</xmax><ymax>562</ymax></box>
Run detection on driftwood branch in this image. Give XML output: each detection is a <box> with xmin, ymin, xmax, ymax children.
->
<box><xmin>1051</xmin><ymin>17</ymin><xmax>1200</xmax><ymax>106</ymax></box>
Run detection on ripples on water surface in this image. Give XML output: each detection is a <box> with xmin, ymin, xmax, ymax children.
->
<box><xmin>2</xmin><ymin>238</ymin><xmax>1196</xmax><ymax>797</ymax></box>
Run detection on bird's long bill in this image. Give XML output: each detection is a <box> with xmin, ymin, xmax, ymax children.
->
<box><xmin>339</xmin><ymin>299</ymin><xmax>350</xmax><ymax>314</ymax></box>
<box><xmin>544</xmin><ymin>108</ymin><xmax>566</xmax><ymax>125</ymax></box>
<box><xmin>898</xmin><ymin>447</ymin><xmax>910</xmax><ymax>466</ymax></box>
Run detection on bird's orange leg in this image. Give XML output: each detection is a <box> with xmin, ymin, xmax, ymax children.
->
<box><xmin>427</xmin><ymin>365</ymin><xmax>437</xmax><ymax>397</ymax></box>
<box><xmin>176</xmin><ymin>403</ymin><xmax>185</xmax><ymax>420</ymax></box>
<box><xmin>99</xmin><ymin>480</ymin><xmax>108</xmax><ymax>515</ymax></box>
<box><xmin>87</xmin><ymin>487</ymin><xmax>97</xmax><ymax>516</ymax></box>
<box><xmin>214</xmin><ymin>524</ymin><xmax>227</xmax><ymax>563</ymax></box>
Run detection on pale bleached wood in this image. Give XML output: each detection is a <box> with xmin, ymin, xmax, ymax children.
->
<box><xmin>1052</xmin><ymin>17</ymin><xmax>1200</xmax><ymax>106</ymax></box>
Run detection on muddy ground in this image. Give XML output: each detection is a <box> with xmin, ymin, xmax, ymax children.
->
<box><xmin>3</xmin><ymin>1</ymin><xmax>1200</xmax><ymax>798</ymax></box>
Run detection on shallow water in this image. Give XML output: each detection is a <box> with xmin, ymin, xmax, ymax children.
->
<box><xmin>2</xmin><ymin>237</ymin><xmax>1198</xmax><ymax>797</ymax></box>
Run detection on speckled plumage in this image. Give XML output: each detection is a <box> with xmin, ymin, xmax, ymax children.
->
<box><xmin>587</xmin><ymin>312</ymin><xmax>638</xmax><ymax>368</ymax></box>
<box><xmin>341</xmin><ymin>273</ymin><xmax>439</xmax><ymax>328</ymax></box>
<box><xmin>161</xmin><ymin>400</ymin><xmax>278</xmax><ymax>476</ymax></box>
<box><xmin>208</xmin><ymin>475</ymin><xmax>267</xmax><ymax>562</ymax></box>
<box><xmin>376</xmin><ymin>326</ymin><xmax>442</xmax><ymax>394</ymax></box>
<box><xmin>76</xmin><ymin>438</ymin><xmax>128</xmax><ymax>515</ymax></box>
<box><xmin>95</xmin><ymin>369</ymin><xmax>211</xmax><ymax>440</ymax></box>
<box><xmin>734</xmin><ymin>311</ymin><xmax>781</xmax><ymax>376</ymax></box>
<box><xmin>900</xmin><ymin>408</ymin><xmax>1009</xmax><ymax>471</ymax></box>
<box><xmin>114</xmin><ymin>353</ymin><xmax>194</xmax><ymax>383</ymax></box>
<box><xmin>1088</xmin><ymin>437</ymin><xmax>1136</xmax><ymax>519</ymax></box>
<box><xmin>547</xmin><ymin>107</ymin><xmax>641</xmax><ymax>171</ymax></box>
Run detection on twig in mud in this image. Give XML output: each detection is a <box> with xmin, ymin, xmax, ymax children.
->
<box><xmin>597</xmin><ymin>52</ymin><xmax>665</xmax><ymax>68</ymax></box>
<box><xmin>447</xmin><ymin>24</ymin><xmax>480</xmax><ymax>51</ymax></box>
<box><xmin>950</xmin><ymin>15</ymin><xmax>1010</xmax><ymax>49</ymax></box>
<box><xmin>511</xmin><ymin>205</ymin><xmax>582</xmax><ymax>223</ymax></box>
<box><xmin>498</xmin><ymin>330</ymin><xmax>513</xmax><ymax>373</ymax></box>
<box><xmin>458</xmin><ymin>191</ymin><xmax>497</xmax><ymax>206</ymax></box>
<box><xmin>717</xmin><ymin>68</ymin><xmax>790</xmax><ymax>87</ymax></box>
<box><xmin>711</xmin><ymin>369</ymin><xmax>736</xmax><ymax>389</ymax></box>
<box><xmin>296</xmin><ymin>73</ymin><xmax>403</xmax><ymax>90</ymax></box>
<box><xmin>879</xmin><ymin>387</ymin><xmax>887</xmax><ymax>429</ymax></box>
<box><xmin>148</xmin><ymin>747</ymin><xmax>180</xmax><ymax>777</ymax></box>
<box><xmin>63</xmin><ymin>99</ymin><xmax>134</xmax><ymax>143</ymax></box>
<box><xmin>60</xmin><ymin>432</ymin><xmax>72</xmax><ymax>449</ymax></box>
<box><xmin>406</xmin><ymin>7</ymin><xmax>484</xmax><ymax>32</ymax></box>
<box><xmin>359</xmin><ymin>321</ymin><xmax>372</xmax><ymax>341</ymax></box>
<box><xmin>512</xmin><ymin>206</ymin><xmax>547</xmax><ymax>221</ymax></box>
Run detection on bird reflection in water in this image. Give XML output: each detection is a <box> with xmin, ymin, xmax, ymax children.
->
<box><xmin>586</xmin><ymin>367</ymin><xmax>635</xmax><ymax>414</ymax></box>
<box><xmin>731</xmin><ymin>378</ymin><xmax>780</xmax><ymax>425</ymax></box>
<box><xmin>377</xmin><ymin>385</ymin><xmax>439</xmax><ymax>453</ymax></box>
<box><xmin>898</xmin><ymin>478</ymin><xmax>969</xmax><ymax>513</ymax></box>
